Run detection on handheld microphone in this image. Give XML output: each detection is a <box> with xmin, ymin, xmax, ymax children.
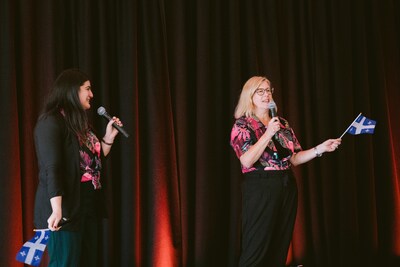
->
<box><xmin>268</xmin><ymin>101</ymin><xmax>277</xmax><ymax>118</ymax></box>
<box><xmin>268</xmin><ymin>100</ymin><xmax>280</xmax><ymax>136</ymax></box>
<box><xmin>267</xmin><ymin>101</ymin><xmax>288</xmax><ymax>160</ymax></box>
<box><xmin>97</xmin><ymin>106</ymin><xmax>129</xmax><ymax>138</ymax></box>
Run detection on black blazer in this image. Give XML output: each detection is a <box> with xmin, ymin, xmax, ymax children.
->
<box><xmin>33</xmin><ymin>112</ymin><xmax>105</xmax><ymax>230</ymax></box>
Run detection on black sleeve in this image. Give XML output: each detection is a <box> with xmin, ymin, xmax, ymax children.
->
<box><xmin>34</xmin><ymin>115</ymin><xmax>65</xmax><ymax>198</ymax></box>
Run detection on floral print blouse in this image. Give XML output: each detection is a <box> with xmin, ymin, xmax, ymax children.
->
<box><xmin>79</xmin><ymin>130</ymin><xmax>102</xmax><ymax>189</ymax></box>
<box><xmin>230</xmin><ymin>116</ymin><xmax>302</xmax><ymax>173</ymax></box>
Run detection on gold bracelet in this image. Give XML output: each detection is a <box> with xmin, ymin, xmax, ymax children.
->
<box><xmin>102</xmin><ymin>139</ymin><xmax>113</xmax><ymax>146</ymax></box>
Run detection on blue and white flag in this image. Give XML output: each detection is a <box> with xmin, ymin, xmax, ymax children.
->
<box><xmin>339</xmin><ymin>113</ymin><xmax>377</xmax><ymax>139</ymax></box>
<box><xmin>347</xmin><ymin>115</ymin><xmax>376</xmax><ymax>135</ymax></box>
<box><xmin>16</xmin><ymin>229</ymin><xmax>50</xmax><ymax>266</ymax></box>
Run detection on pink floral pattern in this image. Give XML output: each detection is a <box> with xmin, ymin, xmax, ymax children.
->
<box><xmin>79</xmin><ymin>130</ymin><xmax>102</xmax><ymax>189</ymax></box>
<box><xmin>230</xmin><ymin>116</ymin><xmax>302</xmax><ymax>173</ymax></box>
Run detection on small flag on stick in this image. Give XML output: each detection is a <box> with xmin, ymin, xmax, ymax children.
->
<box><xmin>16</xmin><ymin>229</ymin><xmax>50</xmax><ymax>266</ymax></box>
<box><xmin>339</xmin><ymin>113</ymin><xmax>376</xmax><ymax>139</ymax></box>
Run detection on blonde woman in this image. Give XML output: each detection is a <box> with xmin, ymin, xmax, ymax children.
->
<box><xmin>230</xmin><ymin>76</ymin><xmax>341</xmax><ymax>266</ymax></box>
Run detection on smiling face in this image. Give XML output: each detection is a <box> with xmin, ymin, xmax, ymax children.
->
<box><xmin>252</xmin><ymin>80</ymin><xmax>274</xmax><ymax>113</ymax></box>
<box><xmin>78</xmin><ymin>80</ymin><xmax>93</xmax><ymax>110</ymax></box>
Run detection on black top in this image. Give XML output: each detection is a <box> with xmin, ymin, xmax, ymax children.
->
<box><xmin>33</xmin><ymin>112</ymin><xmax>106</xmax><ymax>230</ymax></box>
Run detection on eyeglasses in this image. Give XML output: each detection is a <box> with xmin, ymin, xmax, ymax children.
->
<box><xmin>254</xmin><ymin>87</ymin><xmax>274</xmax><ymax>96</ymax></box>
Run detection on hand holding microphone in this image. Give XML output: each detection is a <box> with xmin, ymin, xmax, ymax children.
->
<box><xmin>97</xmin><ymin>106</ymin><xmax>129</xmax><ymax>138</ymax></box>
<box><xmin>266</xmin><ymin>117</ymin><xmax>280</xmax><ymax>139</ymax></box>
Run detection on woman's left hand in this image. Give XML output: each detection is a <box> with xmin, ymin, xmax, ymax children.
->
<box><xmin>103</xmin><ymin>117</ymin><xmax>123</xmax><ymax>143</ymax></box>
<box><xmin>319</xmin><ymin>138</ymin><xmax>342</xmax><ymax>153</ymax></box>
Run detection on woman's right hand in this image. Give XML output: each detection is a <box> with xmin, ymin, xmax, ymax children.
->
<box><xmin>265</xmin><ymin>117</ymin><xmax>281</xmax><ymax>139</ymax></box>
<box><xmin>47</xmin><ymin>212</ymin><xmax>63</xmax><ymax>231</ymax></box>
<box><xmin>239</xmin><ymin>117</ymin><xmax>281</xmax><ymax>168</ymax></box>
<box><xmin>48</xmin><ymin>196</ymin><xmax>63</xmax><ymax>231</ymax></box>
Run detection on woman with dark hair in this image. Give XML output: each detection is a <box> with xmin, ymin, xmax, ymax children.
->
<box><xmin>231</xmin><ymin>76</ymin><xmax>341</xmax><ymax>266</ymax></box>
<box><xmin>33</xmin><ymin>69</ymin><xmax>122</xmax><ymax>266</ymax></box>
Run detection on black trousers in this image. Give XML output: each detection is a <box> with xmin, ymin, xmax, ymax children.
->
<box><xmin>239</xmin><ymin>170</ymin><xmax>298</xmax><ymax>267</ymax></box>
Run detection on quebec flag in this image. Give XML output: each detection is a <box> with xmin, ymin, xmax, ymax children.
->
<box><xmin>347</xmin><ymin>115</ymin><xmax>376</xmax><ymax>135</ymax></box>
<box><xmin>16</xmin><ymin>229</ymin><xmax>50</xmax><ymax>266</ymax></box>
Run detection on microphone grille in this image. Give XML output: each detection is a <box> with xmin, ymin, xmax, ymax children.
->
<box><xmin>97</xmin><ymin>106</ymin><xmax>106</xmax><ymax>116</ymax></box>
<box><xmin>268</xmin><ymin>101</ymin><xmax>277</xmax><ymax>109</ymax></box>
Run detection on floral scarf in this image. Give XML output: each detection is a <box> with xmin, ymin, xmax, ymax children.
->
<box><xmin>79</xmin><ymin>130</ymin><xmax>102</xmax><ymax>189</ymax></box>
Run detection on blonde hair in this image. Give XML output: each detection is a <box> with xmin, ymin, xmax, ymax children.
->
<box><xmin>234</xmin><ymin>76</ymin><xmax>271</xmax><ymax>119</ymax></box>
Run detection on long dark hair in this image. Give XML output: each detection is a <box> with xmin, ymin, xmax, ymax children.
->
<box><xmin>40</xmin><ymin>68</ymin><xmax>90</xmax><ymax>140</ymax></box>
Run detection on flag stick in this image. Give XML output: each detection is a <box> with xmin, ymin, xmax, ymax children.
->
<box><xmin>339</xmin><ymin>112</ymin><xmax>362</xmax><ymax>139</ymax></box>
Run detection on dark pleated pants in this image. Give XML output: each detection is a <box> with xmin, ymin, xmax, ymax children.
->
<box><xmin>239</xmin><ymin>169</ymin><xmax>298</xmax><ymax>267</ymax></box>
<box><xmin>47</xmin><ymin>182</ymin><xmax>100</xmax><ymax>267</ymax></box>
